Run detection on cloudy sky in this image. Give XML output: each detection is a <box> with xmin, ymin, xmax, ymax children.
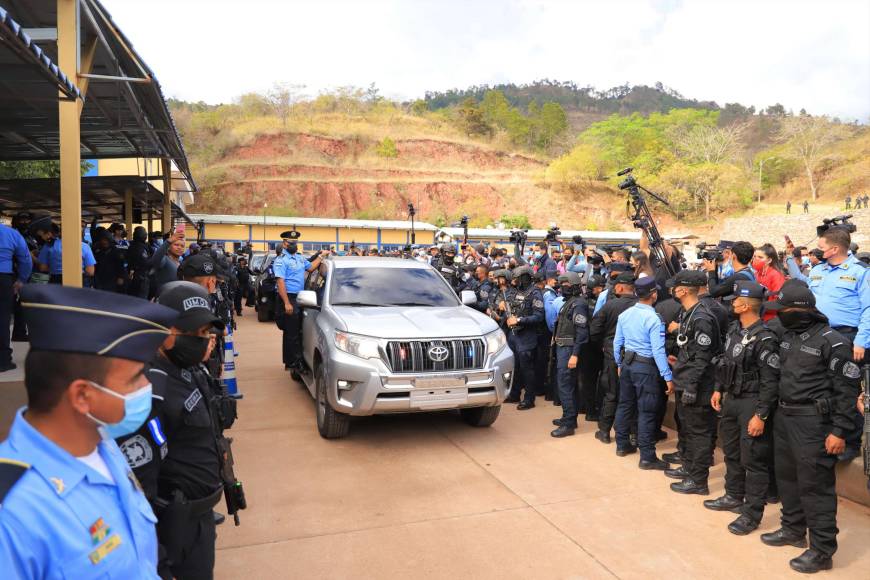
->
<box><xmin>107</xmin><ymin>0</ymin><xmax>869</xmax><ymax>120</ymax></box>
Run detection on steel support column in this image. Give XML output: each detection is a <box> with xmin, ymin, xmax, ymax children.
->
<box><xmin>161</xmin><ymin>158</ymin><xmax>172</xmax><ymax>231</ymax></box>
<box><xmin>58</xmin><ymin>0</ymin><xmax>82</xmax><ymax>287</ymax></box>
<box><xmin>124</xmin><ymin>187</ymin><xmax>134</xmax><ymax>235</ymax></box>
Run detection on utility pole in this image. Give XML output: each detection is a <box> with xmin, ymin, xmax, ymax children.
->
<box><xmin>408</xmin><ymin>203</ymin><xmax>416</xmax><ymax>245</ymax></box>
<box><xmin>263</xmin><ymin>201</ymin><xmax>268</xmax><ymax>251</ymax></box>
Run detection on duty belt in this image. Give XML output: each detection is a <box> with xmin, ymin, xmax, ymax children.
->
<box><xmin>624</xmin><ymin>351</ymin><xmax>655</xmax><ymax>365</ymax></box>
<box><xmin>156</xmin><ymin>486</ymin><xmax>223</xmax><ymax>518</ymax></box>
<box><xmin>779</xmin><ymin>399</ymin><xmax>831</xmax><ymax>416</ymax></box>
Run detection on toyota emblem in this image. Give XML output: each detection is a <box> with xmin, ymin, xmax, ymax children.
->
<box><xmin>427</xmin><ymin>344</ymin><xmax>449</xmax><ymax>362</ymax></box>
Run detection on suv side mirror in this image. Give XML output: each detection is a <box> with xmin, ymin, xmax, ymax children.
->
<box><xmin>297</xmin><ymin>290</ymin><xmax>319</xmax><ymax>309</ymax></box>
<box><xmin>460</xmin><ymin>290</ymin><xmax>476</xmax><ymax>306</ymax></box>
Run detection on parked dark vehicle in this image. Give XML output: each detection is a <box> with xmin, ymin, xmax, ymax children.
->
<box><xmin>254</xmin><ymin>253</ymin><xmax>278</xmax><ymax>322</ymax></box>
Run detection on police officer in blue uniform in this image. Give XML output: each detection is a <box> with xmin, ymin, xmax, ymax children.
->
<box><xmin>787</xmin><ymin>227</ymin><xmax>870</xmax><ymax>461</ymax></box>
<box><xmin>507</xmin><ymin>266</ymin><xmax>545</xmax><ymax>410</ymax></box>
<box><xmin>550</xmin><ymin>272</ymin><xmax>589</xmax><ymax>437</ymax></box>
<box><xmin>0</xmin><ymin>284</ymin><xmax>178</xmax><ymax>579</ymax></box>
<box><xmin>0</xmin><ymin>221</ymin><xmax>32</xmax><ymax>372</ymax></box>
<box><xmin>273</xmin><ymin>232</ymin><xmax>326</xmax><ymax>371</ymax></box>
<box><xmin>613</xmin><ymin>277</ymin><xmax>675</xmax><ymax>466</ymax></box>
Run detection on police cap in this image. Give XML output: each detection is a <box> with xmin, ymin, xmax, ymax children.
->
<box><xmin>586</xmin><ymin>274</ymin><xmax>606</xmax><ymax>288</ymax></box>
<box><xmin>615</xmin><ymin>272</ymin><xmax>636</xmax><ymax>285</ymax></box>
<box><xmin>666</xmin><ymin>269</ymin><xmax>707</xmax><ymax>288</ymax></box>
<box><xmin>764</xmin><ymin>279</ymin><xmax>815</xmax><ymax>310</ymax></box>
<box><xmin>180</xmin><ymin>253</ymin><xmax>218</xmax><ymax>278</ymax></box>
<box><xmin>20</xmin><ymin>285</ymin><xmax>177</xmax><ymax>363</ymax></box>
<box><xmin>723</xmin><ymin>280</ymin><xmax>767</xmax><ymax>301</ymax></box>
<box><xmin>280</xmin><ymin>230</ymin><xmax>301</xmax><ymax>240</ymax></box>
<box><xmin>609</xmin><ymin>262</ymin><xmax>632</xmax><ymax>273</ymax></box>
<box><xmin>634</xmin><ymin>276</ymin><xmax>658</xmax><ymax>298</ymax></box>
<box><xmin>558</xmin><ymin>272</ymin><xmax>583</xmax><ymax>286</ymax></box>
<box><xmin>157</xmin><ymin>281</ymin><xmax>223</xmax><ymax>332</ymax></box>
<box><xmin>717</xmin><ymin>240</ymin><xmax>735</xmax><ymax>250</ymax></box>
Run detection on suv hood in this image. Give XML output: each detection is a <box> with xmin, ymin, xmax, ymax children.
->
<box><xmin>331</xmin><ymin>306</ymin><xmax>497</xmax><ymax>339</ymax></box>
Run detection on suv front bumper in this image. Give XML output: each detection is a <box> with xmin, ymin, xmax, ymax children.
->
<box><xmin>324</xmin><ymin>344</ymin><xmax>515</xmax><ymax>416</ymax></box>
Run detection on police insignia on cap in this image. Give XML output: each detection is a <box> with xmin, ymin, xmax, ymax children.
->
<box><xmin>842</xmin><ymin>361</ymin><xmax>861</xmax><ymax>379</ymax></box>
<box><xmin>203</xmin><ymin>262</ymin><xmax>214</xmax><ymax>274</ymax></box>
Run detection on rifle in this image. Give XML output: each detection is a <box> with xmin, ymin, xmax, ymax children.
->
<box><xmin>205</xmin><ymin>371</ymin><xmax>247</xmax><ymax>525</ymax></box>
<box><xmin>503</xmin><ymin>288</ymin><xmax>516</xmax><ymax>335</ymax></box>
<box><xmin>618</xmin><ymin>167</ymin><xmax>679</xmax><ymax>278</ymax></box>
<box><xmin>461</xmin><ymin>215</ymin><xmax>469</xmax><ymax>246</ymax></box>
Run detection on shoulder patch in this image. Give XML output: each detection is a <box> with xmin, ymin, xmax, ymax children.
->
<box><xmin>180</xmin><ymin>369</ymin><xmax>192</xmax><ymax>383</ymax></box>
<box><xmin>829</xmin><ymin>357</ymin><xmax>839</xmax><ymax>371</ymax></box>
<box><xmin>184</xmin><ymin>388</ymin><xmax>203</xmax><ymax>412</ymax></box>
<box><xmin>147</xmin><ymin>417</ymin><xmax>167</xmax><ymax>446</ymax></box>
<box><xmin>800</xmin><ymin>345</ymin><xmax>821</xmax><ymax>356</ymax></box>
<box><xmin>842</xmin><ymin>361</ymin><xmax>861</xmax><ymax>379</ymax></box>
<box><xmin>696</xmin><ymin>333</ymin><xmax>712</xmax><ymax>346</ymax></box>
<box><xmin>533</xmin><ymin>299</ymin><xmax>544</xmax><ymax>309</ymax></box>
<box><xmin>766</xmin><ymin>353</ymin><xmax>780</xmax><ymax>369</ymax></box>
<box><xmin>119</xmin><ymin>435</ymin><xmax>153</xmax><ymax>469</ymax></box>
<box><xmin>573</xmin><ymin>313</ymin><xmax>587</xmax><ymax>325</ymax></box>
<box><xmin>0</xmin><ymin>458</ymin><xmax>30</xmax><ymax>503</ymax></box>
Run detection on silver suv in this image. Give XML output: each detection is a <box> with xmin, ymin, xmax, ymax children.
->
<box><xmin>296</xmin><ymin>256</ymin><xmax>515</xmax><ymax>438</ymax></box>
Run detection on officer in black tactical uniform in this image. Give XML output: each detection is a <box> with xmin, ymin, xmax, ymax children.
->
<box><xmin>116</xmin><ymin>281</ymin><xmax>243</xmax><ymax>580</ymax></box>
<box><xmin>759</xmin><ymin>279</ymin><xmax>860</xmax><ymax>574</ymax></box>
<box><xmin>590</xmin><ymin>272</ymin><xmax>637</xmax><ymax>443</ymax></box>
<box><xmin>488</xmin><ymin>269</ymin><xmax>516</xmax><ymax>332</ymax></box>
<box><xmin>431</xmin><ymin>243</ymin><xmax>464</xmax><ymax>294</ymax></box>
<box><xmin>127</xmin><ymin>226</ymin><xmax>152</xmax><ymax>299</ymax></box>
<box><xmin>705</xmin><ymin>281</ymin><xmax>779</xmax><ymax>536</ymax></box>
<box><xmin>667</xmin><ymin>269</ymin><xmax>721</xmax><ymax>495</ymax></box>
<box><xmin>10</xmin><ymin>211</ymin><xmax>37</xmax><ymax>342</ymax></box>
<box><xmin>506</xmin><ymin>266</ymin><xmax>545</xmax><ymax>410</ymax></box>
<box><xmin>578</xmin><ymin>274</ymin><xmax>606</xmax><ymax>420</ymax></box>
<box><xmin>551</xmin><ymin>272</ymin><xmax>590</xmax><ymax>437</ymax></box>
<box><xmin>465</xmin><ymin>264</ymin><xmax>491</xmax><ymax>313</ymax></box>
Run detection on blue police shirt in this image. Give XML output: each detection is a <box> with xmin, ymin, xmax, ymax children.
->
<box><xmin>593</xmin><ymin>288</ymin><xmax>609</xmax><ymax>316</ymax></box>
<box><xmin>718</xmin><ymin>261</ymin><xmax>734</xmax><ymax>279</ymax></box>
<box><xmin>0</xmin><ymin>409</ymin><xmax>159</xmax><ymax>579</ymax></box>
<box><xmin>545</xmin><ymin>291</ymin><xmax>562</xmax><ymax>333</ymax></box>
<box><xmin>613</xmin><ymin>303</ymin><xmax>672</xmax><ymax>381</ymax></box>
<box><xmin>0</xmin><ymin>224</ymin><xmax>33</xmax><ymax>283</ymax></box>
<box><xmin>272</xmin><ymin>252</ymin><xmax>310</xmax><ymax>294</ymax></box>
<box><xmin>37</xmin><ymin>239</ymin><xmax>97</xmax><ymax>275</ymax></box>
<box><xmin>806</xmin><ymin>255</ymin><xmax>870</xmax><ymax>347</ymax></box>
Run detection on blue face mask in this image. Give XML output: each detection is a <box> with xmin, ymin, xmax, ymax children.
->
<box><xmin>87</xmin><ymin>382</ymin><xmax>153</xmax><ymax>439</ymax></box>
<box><xmin>534</xmin><ymin>251</ymin><xmax>543</xmax><ymax>259</ymax></box>
<box><xmin>801</xmin><ymin>256</ymin><xmax>811</xmax><ymax>266</ymax></box>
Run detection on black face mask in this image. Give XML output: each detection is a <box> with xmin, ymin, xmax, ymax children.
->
<box><xmin>561</xmin><ymin>285</ymin><xmax>576</xmax><ymax>297</ymax></box>
<box><xmin>166</xmin><ymin>335</ymin><xmax>210</xmax><ymax>368</ymax></box>
<box><xmin>286</xmin><ymin>242</ymin><xmax>298</xmax><ymax>254</ymax></box>
<box><xmin>443</xmin><ymin>255</ymin><xmax>455</xmax><ymax>265</ymax></box>
<box><xmin>16</xmin><ymin>223</ymin><xmax>30</xmax><ymax>235</ymax></box>
<box><xmin>777</xmin><ymin>309</ymin><xmax>821</xmax><ymax>330</ymax></box>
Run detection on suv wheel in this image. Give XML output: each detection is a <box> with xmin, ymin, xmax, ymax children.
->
<box><xmin>460</xmin><ymin>405</ymin><xmax>501</xmax><ymax>427</ymax></box>
<box><xmin>315</xmin><ymin>363</ymin><xmax>350</xmax><ymax>439</ymax></box>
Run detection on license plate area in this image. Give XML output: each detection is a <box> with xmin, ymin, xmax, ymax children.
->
<box><xmin>415</xmin><ymin>376</ymin><xmax>466</xmax><ymax>390</ymax></box>
<box><xmin>410</xmin><ymin>387</ymin><xmax>468</xmax><ymax>409</ymax></box>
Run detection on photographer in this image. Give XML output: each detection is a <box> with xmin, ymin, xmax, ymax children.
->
<box><xmin>532</xmin><ymin>241</ymin><xmax>558</xmax><ymax>280</ymax></box>
<box><xmin>704</xmin><ymin>241</ymin><xmax>756</xmax><ymax>298</ymax></box>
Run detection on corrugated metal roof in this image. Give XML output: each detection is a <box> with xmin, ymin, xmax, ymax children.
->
<box><xmin>188</xmin><ymin>214</ymin><xmax>439</xmax><ymax>231</ymax></box>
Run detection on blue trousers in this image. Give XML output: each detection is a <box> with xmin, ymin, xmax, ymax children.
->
<box><xmin>555</xmin><ymin>345</ymin><xmax>577</xmax><ymax>426</ymax></box>
<box><xmin>615</xmin><ymin>361</ymin><xmax>662</xmax><ymax>460</ymax></box>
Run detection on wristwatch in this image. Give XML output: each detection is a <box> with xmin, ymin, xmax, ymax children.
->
<box><xmin>754</xmin><ymin>412</ymin><xmax>768</xmax><ymax>421</ymax></box>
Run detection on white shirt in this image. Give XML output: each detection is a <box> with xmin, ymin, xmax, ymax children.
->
<box><xmin>77</xmin><ymin>447</ymin><xmax>116</xmax><ymax>483</ymax></box>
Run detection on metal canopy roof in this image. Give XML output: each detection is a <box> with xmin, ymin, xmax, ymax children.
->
<box><xmin>0</xmin><ymin>0</ymin><xmax>195</xmax><ymax>190</ymax></box>
<box><xmin>0</xmin><ymin>175</ymin><xmax>195</xmax><ymax>225</ymax></box>
<box><xmin>0</xmin><ymin>5</ymin><xmax>81</xmax><ymax>101</ymax></box>
<box><xmin>189</xmin><ymin>214</ymin><xmax>440</xmax><ymax>232</ymax></box>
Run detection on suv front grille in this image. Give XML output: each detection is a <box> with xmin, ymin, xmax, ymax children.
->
<box><xmin>385</xmin><ymin>339</ymin><xmax>486</xmax><ymax>373</ymax></box>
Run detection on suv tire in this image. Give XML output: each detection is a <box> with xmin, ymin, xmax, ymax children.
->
<box><xmin>460</xmin><ymin>405</ymin><xmax>501</xmax><ymax>427</ymax></box>
<box><xmin>315</xmin><ymin>362</ymin><xmax>350</xmax><ymax>439</ymax></box>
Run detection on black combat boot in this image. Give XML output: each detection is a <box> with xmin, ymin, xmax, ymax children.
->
<box><xmin>789</xmin><ymin>550</ymin><xmax>832</xmax><ymax>573</ymax></box>
<box><xmin>670</xmin><ymin>479</ymin><xmax>709</xmax><ymax>495</ymax></box>
<box><xmin>664</xmin><ymin>466</ymin><xmax>689</xmax><ymax>480</ymax></box>
<box><xmin>760</xmin><ymin>528</ymin><xmax>807</xmax><ymax>548</ymax></box>
<box><xmin>727</xmin><ymin>515</ymin><xmax>759</xmax><ymax>536</ymax></box>
<box><xmin>550</xmin><ymin>425</ymin><xmax>576</xmax><ymax>438</ymax></box>
<box><xmin>703</xmin><ymin>494</ymin><xmax>744</xmax><ymax>513</ymax></box>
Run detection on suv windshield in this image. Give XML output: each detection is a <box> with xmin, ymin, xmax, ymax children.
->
<box><xmin>330</xmin><ymin>267</ymin><xmax>459</xmax><ymax>307</ymax></box>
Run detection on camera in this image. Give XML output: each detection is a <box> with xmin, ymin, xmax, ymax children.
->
<box><xmin>545</xmin><ymin>226</ymin><xmax>561</xmax><ymax>243</ymax></box>
<box><xmin>817</xmin><ymin>214</ymin><xmax>857</xmax><ymax>237</ymax></box>
<box><xmin>618</xmin><ymin>174</ymin><xmax>637</xmax><ymax>191</ymax></box>
<box><xmin>696</xmin><ymin>242</ymin><xmax>722</xmax><ymax>262</ymax></box>
<box><xmin>571</xmin><ymin>234</ymin><xmax>585</xmax><ymax>247</ymax></box>
<box><xmin>459</xmin><ymin>215</ymin><xmax>469</xmax><ymax>228</ymax></box>
<box><xmin>509</xmin><ymin>229</ymin><xmax>528</xmax><ymax>245</ymax></box>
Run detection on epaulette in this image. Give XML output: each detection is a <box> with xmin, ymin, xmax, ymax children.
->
<box><xmin>0</xmin><ymin>459</ymin><xmax>30</xmax><ymax>506</ymax></box>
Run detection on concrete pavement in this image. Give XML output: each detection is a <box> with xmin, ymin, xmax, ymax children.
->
<box><xmin>215</xmin><ymin>314</ymin><xmax>870</xmax><ymax>580</ymax></box>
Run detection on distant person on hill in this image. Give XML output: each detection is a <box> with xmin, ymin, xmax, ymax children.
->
<box><xmin>863</xmin><ymin>194</ymin><xmax>869</xmax><ymax>208</ymax></box>
<box><xmin>803</xmin><ymin>200</ymin><xmax>809</xmax><ymax>214</ymax></box>
<box><xmin>786</xmin><ymin>201</ymin><xmax>791</xmax><ymax>214</ymax></box>
<box><xmin>845</xmin><ymin>195</ymin><xmax>851</xmax><ymax>210</ymax></box>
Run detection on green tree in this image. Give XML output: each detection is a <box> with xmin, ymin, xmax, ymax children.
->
<box><xmin>456</xmin><ymin>98</ymin><xmax>492</xmax><ymax>137</ymax></box>
<box><xmin>499</xmin><ymin>214</ymin><xmax>532</xmax><ymax>229</ymax></box>
<box><xmin>375</xmin><ymin>137</ymin><xmax>398</xmax><ymax>158</ymax></box>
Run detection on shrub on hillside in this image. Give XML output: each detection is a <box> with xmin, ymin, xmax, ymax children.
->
<box><xmin>375</xmin><ymin>137</ymin><xmax>399</xmax><ymax>158</ymax></box>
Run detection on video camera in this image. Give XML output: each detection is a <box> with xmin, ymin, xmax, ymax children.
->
<box><xmin>571</xmin><ymin>234</ymin><xmax>585</xmax><ymax>248</ymax></box>
<box><xmin>509</xmin><ymin>229</ymin><xmax>528</xmax><ymax>245</ymax></box>
<box><xmin>545</xmin><ymin>226</ymin><xmax>561</xmax><ymax>243</ymax></box>
<box><xmin>817</xmin><ymin>214</ymin><xmax>857</xmax><ymax>237</ymax></box>
<box><xmin>459</xmin><ymin>215</ymin><xmax>469</xmax><ymax>228</ymax></box>
<box><xmin>696</xmin><ymin>242</ymin><xmax>723</xmax><ymax>262</ymax></box>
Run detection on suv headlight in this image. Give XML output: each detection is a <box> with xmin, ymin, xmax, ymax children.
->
<box><xmin>485</xmin><ymin>329</ymin><xmax>507</xmax><ymax>355</ymax></box>
<box><xmin>334</xmin><ymin>331</ymin><xmax>381</xmax><ymax>359</ymax></box>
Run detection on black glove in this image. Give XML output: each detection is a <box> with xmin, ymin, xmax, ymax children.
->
<box><xmin>681</xmin><ymin>390</ymin><xmax>698</xmax><ymax>406</ymax></box>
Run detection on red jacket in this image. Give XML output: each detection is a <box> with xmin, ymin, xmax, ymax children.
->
<box><xmin>753</xmin><ymin>263</ymin><xmax>785</xmax><ymax>321</ymax></box>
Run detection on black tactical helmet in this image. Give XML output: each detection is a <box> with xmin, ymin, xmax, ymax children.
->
<box><xmin>558</xmin><ymin>272</ymin><xmax>583</xmax><ymax>286</ymax></box>
<box><xmin>441</xmin><ymin>243</ymin><xmax>455</xmax><ymax>254</ymax></box>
